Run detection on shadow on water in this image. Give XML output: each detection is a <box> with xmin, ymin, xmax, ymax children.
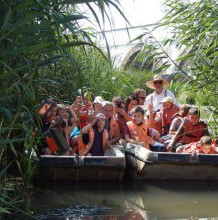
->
<box><xmin>24</xmin><ymin>180</ymin><xmax>218</xmax><ymax>219</ymax></box>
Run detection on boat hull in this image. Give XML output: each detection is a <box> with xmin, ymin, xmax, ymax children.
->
<box><xmin>37</xmin><ymin>146</ymin><xmax>126</xmax><ymax>181</ymax></box>
<box><xmin>125</xmin><ymin>144</ymin><xmax>218</xmax><ymax>180</ymax></box>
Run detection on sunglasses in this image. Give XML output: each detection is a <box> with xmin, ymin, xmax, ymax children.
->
<box><xmin>139</xmin><ymin>97</ymin><xmax>146</xmax><ymax>100</ymax></box>
<box><xmin>154</xmin><ymin>81</ymin><xmax>163</xmax><ymax>84</ymax></box>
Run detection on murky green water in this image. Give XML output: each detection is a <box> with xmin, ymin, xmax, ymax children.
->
<box><xmin>28</xmin><ymin>181</ymin><xmax>218</xmax><ymax>219</ymax></box>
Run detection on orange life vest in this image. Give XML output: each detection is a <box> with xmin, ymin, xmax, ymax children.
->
<box><xmin>45</xmin><ymin>137</ymin><xmax>59</xmax><ymax>154</ymax></box>
<box><xmin>126</xmin><ymin>121</ymin><xmax>149</xmax><ymax>149</ymax></box>
<box><xmin>183</xmin><ymin>142</ymin><xmax>216</xmax><ymax>154</ymax></box>
<box><xmin>197</xmin><ymin>147</ymin><xmax>216</xmax><ymax>154</ymax></box>
<box><xmin>44</xmin><ymin>126</ymin><xmax>69</xmax><ymax>154</ymax></box>
<box><xmin>146</xmin><ymin>112</ymin><xmax>162</xmax><ymax>133</ymax></box>
<box><xmin>160</xmin><ymin>104</ymin><xmax>180</xmax><ymax>134</ymax></box>
<box><xmin>117</xmin><ymin>114</ymin><xmax>126</xmax><ymax>139</ymax></box>
<box><xmin>180</xmin><ymin>118</ymin><xmax>207</xmax><ymax>144</ymax></box>
<box><xmin>109</xmin><ymin>116</ymin><xmax>117</xmax><ymax>139</ymax></box>
<box><xmin>78</xmin><ymin>127</ymin><xmax>108</xmax><ymax>156</ymax></box>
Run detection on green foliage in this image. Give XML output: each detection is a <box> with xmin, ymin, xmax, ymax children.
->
<box><xmin>0</xmin><ymin>0</ymin><xmax>127</xmax><ymax>217</ymax></box>
<box><xmin>37</xmin><ymin>46</ymin><xmax>153</xmax><ymax>103</ymax></box>
<box><xmin>133</xmin><ymin>0</ymin><xmax>218</xmax><ymax>135</ymax></box>
<box><xmin>159</xmin><ymin>0</ymin><xmax>218</xmax><ymax>135</ymax></box>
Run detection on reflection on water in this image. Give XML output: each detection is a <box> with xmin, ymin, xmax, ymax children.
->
<box><xmin>29</xmin><ymin>181</ymin><xmax>218</xmax><ymax>219</ymax></box>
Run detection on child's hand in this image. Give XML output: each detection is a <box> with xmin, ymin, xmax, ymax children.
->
<box><xmin>76</xmin><ymin>96</ymin><xmax>82</xmax><ymax>104</ymax></box>
<box><xmin>167</xmin><ymin>144</ymin><xmax>173</xmax><ymax>152</ymax></box>
<box><xmin>115</xmin><ymin>106</ymin><xmax>124</xmax><ymax>114</ymax></box>
<box><xmin>95</xmin><ymin>103</ymin><xmax>103</xmax><ymax>113</ymax></box>
<box><xmin>192</xmin><ymin>150</ymin><xmax>199</xmax><ymax>158</ymax></box>
<box><xmin>158</xmin><ymin>137</ymin><xmax>164</xmax><ymax>143</ymax></box>
<box><xmin>148</xmin><ymin>104</ymin><xmax>154</xmax><ymax>114</ymax></box>
<box><xmin>91</xmin><ymin>117</ymin><xmax>97</xmax><ymax>125</ymax></box>
<box><xmin>141</xmin><ymin>142</ymin><xmax>148</xmax><ymax>148</ymax></box>
<box><xmin>107</xmin><ymin>141</ymin><xmax>111</xmax><ymax>148</ymax></box>
<box><xmin>146</xmin><ymin>136</ymin><xmax>154</xmax><ymax>145</ymax></box>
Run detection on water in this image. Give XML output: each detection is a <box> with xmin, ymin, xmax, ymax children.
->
<box><xmin>28</xmin><ymin>181</ymin><xmax>218</xmax><ymax>219</ymax></box>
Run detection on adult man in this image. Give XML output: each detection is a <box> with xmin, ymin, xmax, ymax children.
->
<box><xmin>144</xmin><ymin>75</ymin><xmax>179</xmax><ymax>112</ymax></box>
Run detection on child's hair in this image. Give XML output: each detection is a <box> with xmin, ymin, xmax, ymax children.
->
<box><xmin>179</xmin><ymin>104</ymin><xmax>191</xmax><ymax>117</ymax></box>
<box><xmin>133</xmin><ymin>88</ymin><xmax>146</xmax><ymax>96</ymax></box>
<box><xmin>130</xmin><ymin>106</ymin><xmax>144</xmax><ymax>116</ymax></box>
<box><xmin>200</xmin><ymin>136</ymin><xmax>212</xmax><ymax>145</ymax></box>
<box><xmin>103</xmin><ymin>101</ymin><xmax>114</xmax><ymax>108</ymax></box>
<box><xmin>84</xmin><ymin>91</ymin><xmax>94</xmax><ymax>102</ymax></box>
<box><xmin>188</xmin><ymin>107</ymin><xmax>200</xmax><ymax>116</ymax></box>
<box><xmin>57</xmin><ymin>103</ymin><xmax>66</xmax><ymax>111</ymax></box>
<box><xmin>112</xmin><ymin>96</ymin><xmax>125</xmax><ymax>109</ymax></box>
<box><xmin>87</xmin><ymin>113</ymin><xmax>95</xmax><ymax>123</ymax></box>
<box><xmin>126</xmin><ymin>94</ymin><xmax>139</xmax><ymax>108</ymax></box>
<box><xmin>103</xmin><ymin>101</ymin><xmax>116</xmax><ymax>115</ymax></box>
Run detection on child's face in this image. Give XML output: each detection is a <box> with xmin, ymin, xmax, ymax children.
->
<box><xmin>96</xmin><ymin>118</ymin><xmax>106</xmax><ymax>129</ymax></box>
<box><xmin>201</xmin><ymin>144</ymin><xmax>211</xmax><ymax>153</ymax></box>
<box><xmin>63</xmin><ymin>112</ymin><xmax>69</xmax><ymax>120</ymax></box>
<box><xmin>162</xmin><ymin>102</ymin><xmax>173</xmax><ymax>110</ymax></box>
<box><xmin>49</xmin><ymin>107</ymin><xmax>58</xmax><ymax>117</ymax></box>
<box><xmin>84</xmin><ymin>97</ymin><xmax>91</xmax><ymax>104</ymax></box>
<box><xmin>127</xmin><ymin>100</ymin><xmax>138</xmax><ymax>112</ymax></box>
<box><xmin>188</xmin><ymin>114</ymin><xmax>200</xmax><ymax>125</ymax></box>
<box><xmin>59</xmin><ymin>108</ymin><xmax>67</xmax><ymax>116</ymax></box>
<box><xmin>103</xmin><ymin>106</ymin><xmax>113</xmax><ymax>119</ymax></box>
<box><xmin>132</xmin><ymin>112</ymin><xmax>144</xmax><ymax>125</ymax></box>
<box><xmin>93</xmin><ymin>103</ymin><xmax>102</xmax><ymax>111</ymax></box>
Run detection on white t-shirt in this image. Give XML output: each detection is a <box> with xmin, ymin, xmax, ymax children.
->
<box><xmin>143</xmin><ymin>88</ymin><xmax>179</xmax><ymax>112</ymax></box>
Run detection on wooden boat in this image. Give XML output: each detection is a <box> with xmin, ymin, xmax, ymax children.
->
<box><xmin>125</xmin><ymin>144</ymin><xmax>218</xmax><ymax>180</ymax></box>
<box><xmin>37</xmin><ymin>145</ymin><xmax>126</xmax><ymax>181</ymax></box>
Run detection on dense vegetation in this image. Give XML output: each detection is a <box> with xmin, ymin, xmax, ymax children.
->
<box><xmin>0</xmin><ymin>0</ymin><xmax>130</xmax><ymax>217</ymax></box>
<box><xmin>136</xmin><ymin>0</ymin><xmax>218</xmax><ymax>134</ymax></box>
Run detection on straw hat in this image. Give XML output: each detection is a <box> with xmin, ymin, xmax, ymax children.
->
<box><xmin>159</xmin><ymin>96</ymin><xmax>174</xmax><ymax>104</ymax></box>
<box><xmin>146</xmin><ymin>75</ymin><xmax>170</xmax><ymax>90</ymax></box>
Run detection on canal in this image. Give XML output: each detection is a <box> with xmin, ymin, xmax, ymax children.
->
<box><xmin>27</xmin><ymin>180</ymin><xmax>218</xmax><ymax>219</ymax></box>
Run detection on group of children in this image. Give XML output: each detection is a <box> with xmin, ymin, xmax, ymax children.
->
<box><xmin>39</xmin><ymin>76</ymin><xmax>217</xmax><ymax>156</ymax></box>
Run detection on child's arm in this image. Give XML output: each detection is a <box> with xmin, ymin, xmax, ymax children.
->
<box><xmin>147</xmin><ymin>104</ymin><xmax>154</xmax><ymax>126</ymax></box>
<box><xmin>79</xmin><ymin>139</ymin><xmax>93</xmax><ymax>156</ymax></box>
<box><xmin>115</xmin><ymin>107</ymin><xmax>132</xmax><ymax>122</ymax></box>
<box><xmin>80</xmin><ymin>118</ymin><xmax>96</xmax><ymax>134</ymax></box>
<box><xmin>167</xmin><ymin>124</ymin><xmax>185</xmax><ymax>151</ymax></box>
<box><xmin>125</xmin><ymin>134</ymin><xmax>147</xmax><ymax>148</ymax></box>
<box><xmin>67</xmin><ymin>106</ymin><xmax>78</xmax><ymax>124</ymax></box>
<box><xmin>110</xmin><ymin>121</ymin><xmax>120</xmax><ymax>145</ymax></box>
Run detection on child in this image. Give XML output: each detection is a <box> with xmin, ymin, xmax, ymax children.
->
<box><xmin>40</xmin><ymin>100</ymin><xmax>58</xmax><ymax>133</ymax></box>
<box><xmin>167</xmin><ymin>107</ymin><xmax>209</xmax><ymax>152</ymax></box>
<box><xmin>125</xmin><ymin>106</ymin><xmax>166</xmax><ymax>151</ymax></box>
<box><xmin>180</xmin><ymin>136</ymin><xmax>216</xmax><ymax>154</ymax></box>
<box><xmin>125</xmin><ymin>95</ymin><xmax>138</xmax><ymax>115</ymax></box>
<box><xmin>93</xmin><ymin>96</ymin><xmax>104</xmax><ymax>114</ymax></box>
<box><xmin>84</xmin><ymin>92</ymin><xmax>94</xmax><ymax>112</ymax></box>
<box><xmin>56</xmin><ymin>104</ymin><xmax>77</xmax><ymax>144</ymax></box>
<box><xmin>78</xmin><ymin>113</ymin><xmax>109</xmax><ymax>156</ymax></box>
<box><xmin>159</xmin><ymin>96</ymin><xmax>179</xmax><ymax>135</ymax></box>
<box><xmin>103</xmin><ymin>101</ymin><xmax>120</xmax><ymax>145</ymax></box>
<box><xmin>71</xmin><ymin>112</ymin><xmax>95</xmax><ymax>154</ymax></box>
<box><xmin>39</xmin><ymin>99</ymin><xmax>58</xmax><ymax>155</ymax></box>
<box><xmin>169</xmin><ymin>104</ymin><xmax>191</xmax><ymax>135</ymax></box>
<box><xmin>112</xmin><ymin>96</ymin><xmax>131</xmax><ymax>139</ymax></box>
